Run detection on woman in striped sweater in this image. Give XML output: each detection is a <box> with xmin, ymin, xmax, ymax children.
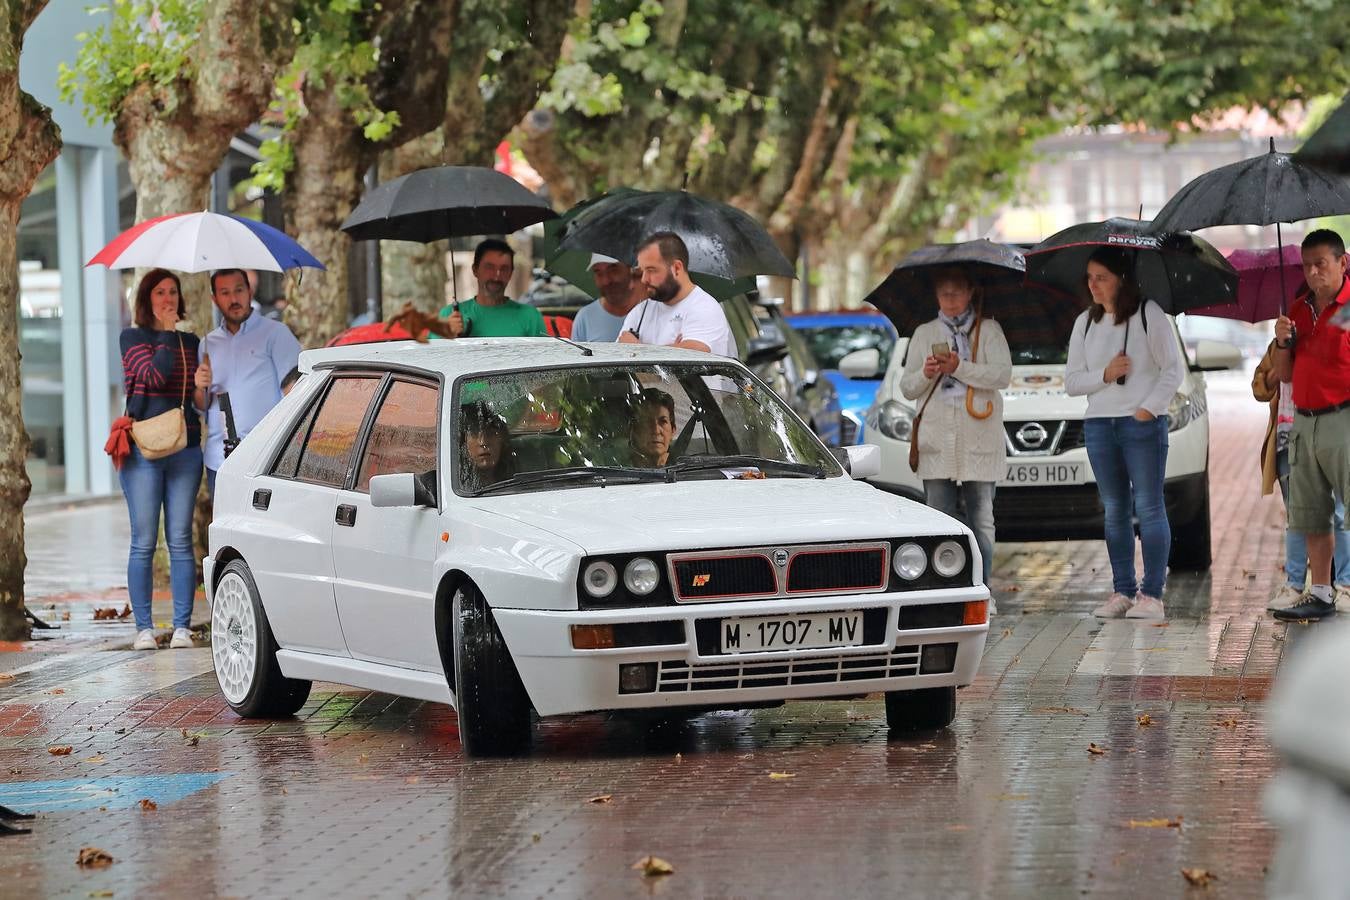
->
<box><xmin>118</xmin><ymin>269</ymin><xmax>203</xmax><ymax>651</ymax></box>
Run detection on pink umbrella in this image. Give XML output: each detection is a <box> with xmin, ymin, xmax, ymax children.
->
<box><xmin>1186</xmin><ymin>245</ymin><xmax>1305</xmax><ymax>323</ymax></box>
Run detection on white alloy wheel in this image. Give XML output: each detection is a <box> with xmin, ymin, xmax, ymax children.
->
<box><xmin>212</xmin><ymin>571</ymin><xmax>258</xmax><ymax>705</ymax></box>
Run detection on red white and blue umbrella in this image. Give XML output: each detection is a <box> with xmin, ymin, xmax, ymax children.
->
<box><xmin>87</xmin><ymin>211</ymin><xmax>325</xmax><ymax>273</ymax></box>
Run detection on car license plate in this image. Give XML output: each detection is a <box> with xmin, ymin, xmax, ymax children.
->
<box><xmin>719</xmin><ymin>612</ymin><xmax>864</xmax><ymax>654</ymax></box>
<box><xmin>1001</xmin><ymin>460</ymin><xmax>1086</xmax><ymax>486</ymax></box>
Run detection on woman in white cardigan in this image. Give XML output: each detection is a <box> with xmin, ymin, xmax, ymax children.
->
<box><xmin>899</xmin><ymin>269</ymin><xmax>1012</xmax><ymax>587</ymax></box>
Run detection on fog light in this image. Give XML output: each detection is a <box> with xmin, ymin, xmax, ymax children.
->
<box><xmin>571</xmin><ymin>624</ymin><xmax>615</xmax><ymax>649</ymax></box>
<box><xmin>919</xmin><ymin>642</ymin><xmax>957</xmax><ymax>674</ymax></box>
<box><xmin>963</xmin><ymin>600</ymin><xmax>988</xmax><ymax>625</ymax></box>
<box><xmin>618</xmin><ymin>662</ymin><xmax>657</xmax><ymax>694</ymax></box>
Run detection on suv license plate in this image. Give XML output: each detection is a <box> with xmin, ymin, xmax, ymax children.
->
<box><xmin>1001</xmin><ymin>461</ymin><xmax>1086</xmax><ymax>485</ymax></box>
<box><xmin>719</xmin><ymin>612</ymin><xmax>864</xmax><ymax>654</ymax></box>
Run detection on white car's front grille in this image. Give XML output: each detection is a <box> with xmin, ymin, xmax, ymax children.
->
<box><xmin>656</xmin><ymin>645</ymin><xmax>925</xmax><ymax>693</ymax></box>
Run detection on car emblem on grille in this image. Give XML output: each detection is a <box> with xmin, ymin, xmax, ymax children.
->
<box><xmin>1015</xmin><ymin>422</ymin><xmax>1049</xmax><ymax>450</ymax></box>
<box><xmin>773</xmin><ymin>549</ymin><xmax>790</xmax><ymax>567</ymax></box>
<box><xmin>692</xmin><ymin>574</ymin><xmax>711</xmax><ymax>587</ymax></box>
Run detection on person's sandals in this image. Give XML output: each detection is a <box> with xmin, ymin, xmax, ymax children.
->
<box><xmin>133</xmin><ymin>629</ymin><xmax>157</xmax><ymax>651</ymax></box>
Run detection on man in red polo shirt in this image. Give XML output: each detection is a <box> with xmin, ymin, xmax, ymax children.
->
<box><xmin>1272</xmin><ymin>229</ymin><xmax>1350</xmax><ymax>620</ymax></box>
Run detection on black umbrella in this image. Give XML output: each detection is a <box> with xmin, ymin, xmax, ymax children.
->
<box><xmin>1295</xmin><ymin>93</ymin><xmax>1350</xmax><ymax>176</ymax></box>
<box><xmin>555</xmin><ymin>189</ymin><xmax>795</xmax><ymax>281</ymax></box>
<box><xmin>1025</xmin><ymin>218</ymin><xmax>1238</xmax><ymax>315</ymax></box>
<box><xmin>341</xmin><ymin>165</ymin><xmax>557</xmax><ymax>243</ymax></box>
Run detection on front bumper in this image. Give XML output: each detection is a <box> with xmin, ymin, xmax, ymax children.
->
<box><xmin>493</xmin><ymin>589</ymin><xmax>989</xmax><ymax>717</ymax></box>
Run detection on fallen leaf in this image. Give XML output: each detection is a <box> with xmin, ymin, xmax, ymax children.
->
<box><xmin>138</xmin><ymin>798</ymin><xmax>157</xmax><ymax>811</ymax></box>
<box><xmin>1150</xmin><ymin>622</ymin><xmax>1170</xmax><ymax>628</ymax></box>
<box><xmin>1137</xmin><ymin>714</ymin><xmax>1153</xmax><ymax>727</ymax></box>
<box><xmin>1216</xmin><ymin>718</ymin><xmax>1238</xmax><ymax>729</ymax></box>
<box><xmin>89</xmin><ymin>891</ymin><xmax>114</xmax><ymax>898</ymax></box>
<box><xmin>767</xmin><ymin>772</ymin><xmax>796</xmax><ymax>780</ymax></box>
<box><xmin>632</xmin><ymin>856</ymin><xmax>675</xmax><ymax>877</ymax></box>
<box><xmin>673</xmin><ymin>753</ymin><xmax>682</xmax><ymax>763</ymax></box>
<box><xmin>945</xmin><ymin>824</ymin><xmax>969</xmax><ymax>832</ymax></box>
<box><xmin>48</xmin><ymin>688</ymin><xmax>65</xmax><ymax>695</ymax></box>
<box><xmin>76</xmin><ymin>847</ymin><xmax>114</xmax><ymax>868</ymax></box>
<box><xmin>0</xmin><ymin>672</ymin><xmax>14</xmax><ymax>681</ymax></box>
<box><xmin>61</xmin><ymin>611</ymin><xmax>72</xmax><ymax>621</ymax></box>
<box><xmin>83</xmin><ymin>755</ymin><xmax>106</xmax><ymax>764</ymax></box>
<box><xmin>48</xmin><ymin>745</ymin><xmax>73</xmax><ymax>756</ymax></box>
<box><xmin>92</xmin><ymin>607</ymin><xmax>121</xmax><ymax>621</ymax></box>
<box><xmin>1087</xmin><ymin>742</ymin><xmax>1109</xmax><ymax>755</ymax></box>
<box><xmin>118</xmin><ymin>604</ymin><xmax>132</xmax><ymax>619</ymax></box>
<box><xmin>358</xmin><ymin>752</ymin><xmax>370</xmax><ymax>764</ymax></box>
<box><xmin>1129</xmin><ymin>817</ymin><xmax>1182</xmax><ymax>829</ymax></box>
<box><xmin>1181</xmin><ymin>868</ymin><xmax>1217</xmax><ymax>886</ymax></box>
<box><xmin>7</xmin><ymin>768</ymin><xmax>20</xmax><ymax>775</ymax></box>
<box><xmin>1001</xmin><ymin>627</ymin><xmax>1013</xmax><ymax>637</ymax></box>
<box><xmin>1034</xmin><ymin>706</ymin><xmax>1087</xmax><ymax>715</ymax></box>
<box><xmin>180</xmin><ymin>728</ymin><xmax>200</xmax><ymax>747</ymax></box>
<box><xmin>1002</xmin><ymin>584</ymin><xmax>1021</xmax><ymax>592</ymax></box>
<box><xmin>531</xmin><ymin>833</ymin><xmax>541</xmax><ymax>843</ymax></box>
<box><xmin>997</xmin><ymin>793</ymin><xmax>1030</xmax><ymax>801</ymax></box>
<box><xmin>586</xmin><ymin>794</ymin><xmax>613</xmax><ymax>804</ymax></box>
<box><xmin>280</xmin><ymin>787</ymin><xmax>288</xmax><ymax>795</ymax></box>
<box><xmin>404</xmin><ymin>776</ymin><xmax>420</xmax><ymax>785</ymax></box>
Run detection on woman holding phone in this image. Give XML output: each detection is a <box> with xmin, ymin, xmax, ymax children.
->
<box><xmin>899</xmin><ymin>268</ymin><xmax>1011</xmax><ymax>590</ymax></box>
<box><xmin>1065</xmin><ymin>247</ymin><xmax>1184</xmax><ymax>619</ymax></box>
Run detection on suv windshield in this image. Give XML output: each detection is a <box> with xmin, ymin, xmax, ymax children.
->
<box><xmin>453</xmin><ymin>363</ymin><xmax>842</xmax><ymax>495</ymax></box>
<box><xmin>800</xmin><ymin>323</ymin><xmax>896</xmax><ymax>371</ymax></box>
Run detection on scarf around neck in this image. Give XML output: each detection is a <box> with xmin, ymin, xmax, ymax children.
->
<box><xmin>937</xmin><ymin>308</ymin><xmax>976</xmax><ymax>400</ymax></box>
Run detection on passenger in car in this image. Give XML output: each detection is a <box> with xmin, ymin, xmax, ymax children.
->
<box><xmin>628</xmin><ymin>389</ymin><xmax>677</xmax><ymax>467</ymax></box>
<box><xmin>459</xmin><ymin>401</ymin><xmax>518</xmax><ymax>490</ymax></box>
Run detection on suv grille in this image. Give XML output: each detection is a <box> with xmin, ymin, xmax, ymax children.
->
<box><xmin>1004</xmin><ymin>420</ymin><xmax>1086</xmax><ymax>455</ymax></box>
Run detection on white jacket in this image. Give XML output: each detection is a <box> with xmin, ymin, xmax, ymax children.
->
<box><xmin>899</xmin><ymin>317</ymin><xmax>1012</xmax><ymax>483</ymax></box>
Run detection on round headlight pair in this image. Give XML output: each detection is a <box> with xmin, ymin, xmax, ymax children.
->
<box><xmin>583</xmin><ymin>557</ymin><xmax>660</xmax><ymax>598</ymax></box>
<box><xmin>892</xmin><ymin>540</ymin><xmax>967</xmax><ymax>580</ymax></box>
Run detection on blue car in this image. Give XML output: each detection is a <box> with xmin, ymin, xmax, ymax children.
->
<box><xmin>788</xmin><ymin>312</ymin><xmax>898</xmax><ymax>442</ymax></box>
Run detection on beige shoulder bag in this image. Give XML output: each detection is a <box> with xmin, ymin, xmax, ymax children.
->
<box><xmin>130</xmin><ymin>334</ymin><xmax>189</xmax><ymax>460</ymax></box>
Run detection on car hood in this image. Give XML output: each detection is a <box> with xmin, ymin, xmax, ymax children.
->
<box><xmin>1002</xmin><ymin>366</ymin><xmax>1089</xmax><ymax>419</ymax></box>
<box><xmin>466</xmin><ymin>477</ymin><xmax>966</xmax><ymax>555</ymax></box>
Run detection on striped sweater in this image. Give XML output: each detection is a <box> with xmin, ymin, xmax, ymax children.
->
<box><xmin>119</xmin><ymin>327</ymin><xmax>202</xmax><ymax>441</ymax></box>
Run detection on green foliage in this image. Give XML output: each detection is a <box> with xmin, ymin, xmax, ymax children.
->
<box><xmin>249</xmin><ymin>0</ymin><xmax>401</xmax><ymax>190</ymax></box>
<box><xmin>57</xmin><ymin>0</ymin><xmax>206</xmax><ymax>124</ymax></box>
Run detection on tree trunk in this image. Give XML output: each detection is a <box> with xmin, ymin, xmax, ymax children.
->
<box><xmin>381</xmin><ymin>132</ymin><xmax>450</xmax><ymax>314</ymax></box>
<box><xmin>284</xmin><ymin>90</ymin><xmax>363</xmax><ymax>348</ymax></box>
<box><xmin>0</xmin><ymin>2</ymin><xmax>64</xmax><ymax>640</ymax></box>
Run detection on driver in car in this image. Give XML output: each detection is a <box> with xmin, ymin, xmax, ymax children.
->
<box><xmin>460</xmin><ymin>401</ymin><xmax>518</xmax><ymax>490</ymax></box>
<box><xmin>628</xmin><ymin>389</ymin><xmax>677</xmax><ymax>467</ymax></box>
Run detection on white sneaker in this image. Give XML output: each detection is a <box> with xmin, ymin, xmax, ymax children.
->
<box><xmin>1126</xmin><ymin>594</ymin><xmax>1165</xmax><ymax>619</ymax></box>
<box><xmin>1335</xmin><ymin>585</ymin><xmax>1350</xmax><ymax>614</ymax></box>
<box><xmin>1268</xmin><ymin>583</ymin><xmax>1303</xmax><ymax>612</ymax></box>
<box><xmin>169</xmin><ymin>628</ymin><xmax>194</xmax><ymax>649</ymax></box>
<box><xmin>1093</xmin><ymin>592</ymin><xmax>1135</xmax><ymax>618</ymax></box>
<box><xmin>133</xmin><ymin>629</ymin><xmax>157</xmax><ymax>651</ymax></box>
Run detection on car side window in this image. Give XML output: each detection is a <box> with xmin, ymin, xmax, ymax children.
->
<box><xmin>355</xmin><ymin>380</ymin><xmax>440</xmax><ymax>492</ymax></box>
<box><xmin>271</xmin><ymin>399</ymin><xmax>320</xmax><ymax>479</ymax></box>
<box><xmin>293</xmin><ymin>376</ymin><xmax>382</xmax><ymax>488</ymax></box>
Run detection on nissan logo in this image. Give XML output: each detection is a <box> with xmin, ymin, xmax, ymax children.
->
<box><xmin>773</xmin><ymin>549</ymin><xmax>790</xmax><ymax>568</ymax></box>
<box><xmin>1016</xmin><ymin>422</ymin><xmax>1049</xmax><ymax>450</ymax></box>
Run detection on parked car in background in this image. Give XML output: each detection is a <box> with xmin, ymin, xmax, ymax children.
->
<box><xmin>1175</xmin><ymin>313</ymin><xmax>1270</xmax><ymax>362</ymax></box>
<box><xmin>207</xmin><ymin>339</ymin><xmax>991</xmax><ymax>755</ymax></box>
<box><xmin>789</xmin><ymin>311</ymin><xmax>897</xmax><ymax>442</ymax></box>
<box><xmin>852</xmin><ymin>313</ymin><xmax>1243</xmax><ymax>571</ymax></box>
<box><xmin>743</xmin><ymin>298</ymin><xmax>846</xmax><ymax>446</ymax></box>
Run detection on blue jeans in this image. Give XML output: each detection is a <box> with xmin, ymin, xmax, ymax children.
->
<box><xmin>1277</xmin><ymin>448</ymin><xmax>1350</xmax><ymax>586</ymax></box>
<box><xmin>923</xmin><ymin>479</ymin><xmax>996</xmax><ymax>584</ymax></box>
<box><xmin>118</xmin><ymin>444</ymin><xmax>203</xmax><ymax>630</ymax></box>
<box><xmin>1085</xmin><ymin>415</ymin><xmax>1170</xmax><ymax>599</ymax></box>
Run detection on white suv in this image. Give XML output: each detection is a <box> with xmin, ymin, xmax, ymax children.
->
<box><xmin>846</xmin><ymin>318</ymin><xmax>1241</xmax><ymax>571</ymax></box>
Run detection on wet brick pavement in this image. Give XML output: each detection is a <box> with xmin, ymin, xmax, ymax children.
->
<box><xmin>0</xmin><ymin>369</ymin><xmax>1322</xmax><ymax>898</ymax></box>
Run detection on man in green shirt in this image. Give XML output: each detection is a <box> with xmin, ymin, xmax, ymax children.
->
<box><xmin>435</xmin><ymin>239</ymin><xmax>547</xmax><ymax>338</ymax></box>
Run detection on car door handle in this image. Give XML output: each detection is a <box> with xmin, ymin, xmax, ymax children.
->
<box><xmin>335</xmin><ymin>504</ymin><xmax>357</xmax><ymax>527</ymax></box>
<box><xmin>252</xmin><ymin>489</ymin><xmax>271</xmax><ymax>511</ymax></box>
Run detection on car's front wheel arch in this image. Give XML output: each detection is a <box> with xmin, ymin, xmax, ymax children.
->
<box><xmin>434</xmin><ymin>569</ymin><xmax>473</xmax><ymax>684</ymax></box>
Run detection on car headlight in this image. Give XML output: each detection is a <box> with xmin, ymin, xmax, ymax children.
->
<box><xmin>623</xmin><ymin>557</ymin><xmax>659</xmax><ymax>595</ymax></box>
<box><xmin>932</xmin><ymin>540</ymin><xmax>967</xmax><ymax>578</ymax></box>
<box><xmin>876</xmin><ymin>400</ymin><xmax>916</xmax><ymax>441</ymax></box>
<box><xmin>582</xmin><ymin>561</ymin><xmax>618</xmax><ymax>598</ymax></box>
<box><xmin>893</xmin><ymin>542</ymin><xmax>927</xmax><ymax>580</ymax></box>
<box><xmin>1167</xmin><ymin>392</ymin><xmax>1196</xmax><ymax>432</ymax></box>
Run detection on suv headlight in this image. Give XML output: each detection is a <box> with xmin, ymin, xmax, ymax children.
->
<box><xmin>875</xmin><ymin>400</ymin><xmax>916</xmax><ymax>442</ymax></box>
<box><xmin>1167</xmin><ymin>392</ymin><xmax>1196</xmax><ymax>432</ymax></box>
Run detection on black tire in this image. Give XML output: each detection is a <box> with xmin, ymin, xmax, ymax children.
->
<box><xmin>1168</xmin><ymin>475</ymin><xmax>1212</xmax><ymax>571</ymax></box>
<box><xmin>211</xmin><ymin>560</ymin><xmax>311</xmax><ymax>718</ymax></box>
<box><xmin>452</xmin><ymin>584</ymin><xmax>532</xmax><ymax>756</ymax></box>
<box><xmin>885</xmin><ymin>686</ymin><xmax>956</xmax><ymax>733</ymax></box>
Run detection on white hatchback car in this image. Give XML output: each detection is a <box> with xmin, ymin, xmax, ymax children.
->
<box><xmin>206</xmin><ymin>339</ymin><xmax>991</xmax><ymax>755</ymax></box>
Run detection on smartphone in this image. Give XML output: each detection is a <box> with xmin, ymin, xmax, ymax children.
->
<box><xmin>931</xmin><ymin>342</ymin><xmax>951</xmax><ymax>358</ymax></box>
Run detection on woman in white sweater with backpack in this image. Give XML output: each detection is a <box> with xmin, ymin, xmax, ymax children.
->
<box><xmin>1065</xmin><ymin>247</ymin><xmax>1185</xmax><ymax>620</ymax></box>
<box><xmin>900</xmin><ymin>268</ymin><xmax>1012</xmax><ymax>589</ymax></box>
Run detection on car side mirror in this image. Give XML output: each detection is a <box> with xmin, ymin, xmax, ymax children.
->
<box><xmin>370</xmin><ymin>471</ymin><xmax>437</xmax><ymax>508</ymax></box>
<box><xmin>838</xmin><ymin>348</ymin><xmax>881</xmax><ymax>380</ymax></box>
<box><xmin>746</xmin><ymin>334</ymin><xmax>789</xmax><ymax>367</ymax></box>
<box><xmin>1191</xmin><ymin>339</ymin><xmax>1242</xmax><ymax>372</ymax></box>
<box><xmin>830</xmin><ymin>444</ymin><xmax>881</xmax><ymax>479</ymax></box>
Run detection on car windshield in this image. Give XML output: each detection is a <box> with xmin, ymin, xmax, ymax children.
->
<box><xmin>453</xmin><ymin>362</ymin><xmax>842</xmax><ymax>495</ymax></box>
<box><xmin>799</xmin><ymin>323</ymin><xmax>896</xmax><ymax>371</ymax></box>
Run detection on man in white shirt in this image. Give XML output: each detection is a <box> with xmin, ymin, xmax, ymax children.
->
<box><xmin>571</xmin><ymin>254</ymin><xmax>646</xmax><ymax>342</ymax></box>
<box><xmin>619</xmin><ymin>231</ymin><xmax>734</xmax><ymax>357</ymax></box>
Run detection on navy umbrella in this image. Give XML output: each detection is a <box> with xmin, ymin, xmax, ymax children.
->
<box><xmin>554</xmin><ymin>189</ymin><xmax>795</xmax><ymax>281</ymax></box>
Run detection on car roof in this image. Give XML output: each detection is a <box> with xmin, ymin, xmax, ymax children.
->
<box><xmin>298</xmin><ymin>338</ymin><xmax>730</xmax><ymax>379</ymax></box>
<box><xmin>788</xmin><ymin>311</ymin><xmax>895</xmax><ymax>331</ymax></box>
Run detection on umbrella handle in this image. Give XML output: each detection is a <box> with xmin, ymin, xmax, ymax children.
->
<box><xmin>964</xmin><ymin>314</ymin><xmax>994</xmax><ymax>419</ymax></box>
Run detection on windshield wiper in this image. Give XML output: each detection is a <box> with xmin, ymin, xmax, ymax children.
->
<box><xmin>468</xmin><ymin>465</ymin><xmax>666</xmax><ymax>496</ymax></box>
<box><xmin>667</xmin><ymin>454</ymin><xmax>825</xmax><ymax>479</ymax></box>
